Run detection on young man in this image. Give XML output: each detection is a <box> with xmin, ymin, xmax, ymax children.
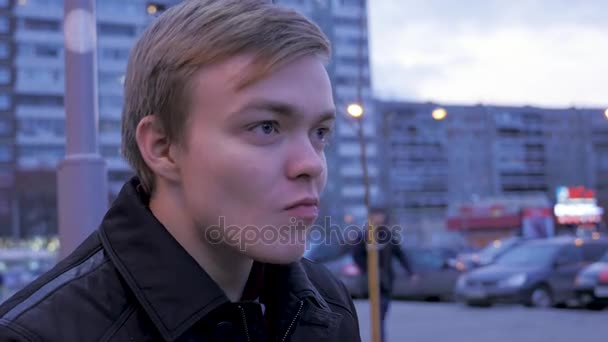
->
<box><xmin>0</xmin><ymin>1</ymin><xmax>360</xmax><ymax>341</ymax></box>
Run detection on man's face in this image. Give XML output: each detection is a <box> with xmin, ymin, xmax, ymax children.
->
<box><xmin>175</xmin><ymin>55</ymin><xmax>335</xmax><ymax>264</ymax></box>
<box><xmin>370</xmin><ymin>212</ymin><xmax>387</xmax><ymax>226</ymax></box>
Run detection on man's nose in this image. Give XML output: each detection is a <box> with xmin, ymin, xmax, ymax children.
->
<box><xmin>285</xmin><ymin>137</ymin><xmax>325</xmax><ymax>180</ymax></box>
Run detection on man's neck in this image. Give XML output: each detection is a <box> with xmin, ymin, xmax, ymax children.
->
<box><xmin>149</xmin><ymin>186</ymin><xmax>253</xmax><ymax>302</ymax></box>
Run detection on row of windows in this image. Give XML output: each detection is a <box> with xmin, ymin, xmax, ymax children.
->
<box><xmin>17</xmin><ymin>18</ymin><xmax>138</xmax><ymax>37</ymax></box>
<box><xmin>17</xmin><ymin>144</ymin><xmax>121</xmax><ymax>158</ymax></box>
<box><xmin>18</xmin><ymin>117</ymin><xmax>121</xmax><ymax>136</ymax></box>
<box><xmin>19</xmin><ymin>118</ymin><xmax>63</xmax><ymax>136</ymax></box>
<box><xmin>18</xmin><ymin>43</ymin><xmax>130</xmax><ymax>61</ymax></box>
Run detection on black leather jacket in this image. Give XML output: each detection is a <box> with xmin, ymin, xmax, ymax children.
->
<box><xmin>0</xmin><ymin>178</ymin><xmax>361</xmax><ymax>341</ymax></box>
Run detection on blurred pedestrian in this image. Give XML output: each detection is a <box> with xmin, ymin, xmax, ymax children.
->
<box><xmin>0</xmin><ymin>1</ymin><xmax>360</xmax><ymax>341</ymax></box>
<box><xmin>353</xmin><ymin>206</ymin><xmax>417</xmax><ymax>342</ymax></box>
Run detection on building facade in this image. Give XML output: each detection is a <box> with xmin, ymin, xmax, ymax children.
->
<box><xmin>1</xmin><ymin>0</ymin><xmax>379</xmax><ymax>237</ymax></box>
<box><xmin>376</xmin><ymin>100</ymin><xmax>607</xmax><ymax>245</ymax></box>
<box><xmin>2</xmin><ymin>0</ymin><xmax>178</xmax><ymax>237</ymax></box>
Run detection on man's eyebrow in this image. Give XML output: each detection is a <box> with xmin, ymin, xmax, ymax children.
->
<box><xmin>236</xmin><ymin>99</ymin><xmax>336</xmax><ymax>121</ymax></box>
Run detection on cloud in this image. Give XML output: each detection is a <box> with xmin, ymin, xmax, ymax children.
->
<box><xmin>368</xmin><ymin>0</ymin><xmax>608</xmax><ymax>107</ymax></box>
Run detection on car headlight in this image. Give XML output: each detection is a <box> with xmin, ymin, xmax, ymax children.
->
<box><xmin>499</xmin><ymin>274</ymin><xmax>527</xmax><ymax>287</ymax></box>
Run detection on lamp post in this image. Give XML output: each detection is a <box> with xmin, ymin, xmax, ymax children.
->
<box><xmin>347</xmin><ymin>102</ymin><xmax>381</xmax><ymax>342</ymax></box>
<box><xmin>58</xmin><ymin>0</ymin><xmax>108</xmax><ymax>258</ymax></box>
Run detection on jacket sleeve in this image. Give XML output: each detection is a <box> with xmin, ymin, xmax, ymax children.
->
<box><xmin>391</xmin><ymin>240</ymin><xmax>413</xmax><ymax>275</ymax></box>
<box><xmin>352</xmin><ymin>232</ymin><xmax>367</xmax><ymax>273</ymax></box>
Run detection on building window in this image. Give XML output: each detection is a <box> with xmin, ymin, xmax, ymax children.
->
<box><xmin>19</xmin><ymin>118</ymin><xmax>64</xmax><ymax>137</ymax></box>
<box><xmin>100</xmin><ymin>48</ymin><xmax>130</xmax><ymax>61</ymax></box>
<box><xmin>19</xmin><ymin>145</ymin><xmax>64</xmax><ymax>158</ymax></box>
<box><xmin>101</xmin><ymin>145</ymin><xmax>120</xmax><ymax>158</ymax></box>
<box><xmin>16</xmin><ymin>95</ymin><xmax>62</xmax><ymax>106</ymax></box>
<box><xmin>340</xmin><ymin>0</ymin><xmax>365</xmax><ymax>6</ymax></box>
<box><xmin>98</xmin><ymin>23</ymin><xmax>136</xmax><ymax>37</ymax></box>
<box><xmin>100</xmin><ymin>119</ymin><xmax>120</xmax><ymax>134</ymax></box>
<box><xmin>100</xmin><ymin>95</ymin><xmax>123</xmax><ymax>110</ymax></box>
<box><xmin>18</xmin><ymin>67</ymin><xmax>62</xmax><ymax>84</ymax></box>
<box><xmin>99</xmin><ymin>72</ymin><xmax>124</xmax><ymax>87</ymax></box>
<box><xmin>0</xmin><ymin>144</ymin><xmax>12</xmax><ymax>162</ymax></box>
<box><xmin>18</xmin><ymin>43</ymin><xmax>62</xmax><ymax>58</ymax></box>
<box><xmin>20</xmin><ymin>18</ymin><xmax>61</xmax><ymax>31</ymax></box>
<box><xmin>0</xmin><ymin>42</ymin><xmax>10</xmax><ymax>59</ymax></box>
<box><xmin>0</xmin><ymin>119</ymin><xmax>10</xmax><ymax>135</ymax></box>
<box><xmin>0</xmin><ymin>17</ymin><xmax>8</xmax><ymax>34</ymax></box>
<box><xmin>35</xmin><ymin>45</ymin><xmax>60</xmax><ymax>58</ymax></box>
<box><xmin>0</xmin><ymin>94</ymin><xmax>10</xmax><ymax>110</ymax></box>
<box><xmin>0</xmin><ymin>67</ymin><xmax>10</xmax><ymax>84</ymax></box>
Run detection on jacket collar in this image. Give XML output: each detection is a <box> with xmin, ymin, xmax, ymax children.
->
<box><xmin>98</xmin><ymin>177</ymin><xmax>331</xmax><ymax>341</ymax></box>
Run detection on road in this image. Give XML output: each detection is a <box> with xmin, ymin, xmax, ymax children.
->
<box><xmin>354</xmin><ymin>300</ymin><xmax>608</xmax><ymax>342</ymax></box>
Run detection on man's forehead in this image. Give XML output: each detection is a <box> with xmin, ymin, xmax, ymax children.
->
<box><xmin>232</xmin><ymin>98</ymin><xmax>336</xmax><ymax>121</ymax></box>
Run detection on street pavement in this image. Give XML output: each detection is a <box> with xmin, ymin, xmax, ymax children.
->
<box><xmin>354</xmin><ymin>300</ymin><xmax>608</xmax><ymax>342</ymax></box>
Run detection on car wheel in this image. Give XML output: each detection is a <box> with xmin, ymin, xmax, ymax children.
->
<box><xmin>585</xmin><ymin>302</ymin><xmax>607</xmax><ymax>311</ymax></box>
<box><xmin>527</xmin><ymin>285</ymin><xmax>553</xmax><ymax>308</ymax></box>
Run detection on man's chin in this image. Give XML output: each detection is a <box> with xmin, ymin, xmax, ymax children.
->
<box><xmin>242</xmin><ymin>244</ymin><xmax>306</xmax><ymax>264</ymax></box>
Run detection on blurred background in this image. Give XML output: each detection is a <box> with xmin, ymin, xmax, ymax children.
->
<box><xmin>0</xmin><ymin>0</ymin><xmax>606</xmax><ymax>341</ymax></box>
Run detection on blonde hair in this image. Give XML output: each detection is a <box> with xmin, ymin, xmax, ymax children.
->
<box><xmin>121</xmin><ymin>0</ymin><xmax>331</xmax><ymax>194</ymax></box>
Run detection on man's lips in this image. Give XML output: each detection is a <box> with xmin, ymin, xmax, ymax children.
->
<box><xmin>284</xmin><ymin>198</ymin><xmax>319</xmax><ymax>219</ymax></box>
<box><xmin>285</xmin><ymin>204</ymin><xmax>319</xmax><ymax>219</ymax></box>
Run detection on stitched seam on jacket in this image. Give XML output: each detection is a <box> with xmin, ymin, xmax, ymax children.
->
<box><xmin>99</xmin><ymin>304</ymin><xmax>137</xmax><ymax>342</ymax></box>
<box><xmin>0</xmin><ymin>318</ymin><xmax>42</xmax><ymax>342</ymax></box>
<box><xmin>98</xmin><ymin>227</ymin><xmax>228</xmax><ymax>341</ymax></box>
<box><xmin>323</xmin><ymin>298</ymin><xmax>358</xmax><ymax>321</ymax></box>
<box><xmin>0</xmin><ymin>237</ymin><xmax>104</xmax><ymax>315</ymax></box>
<box><xmin>2</xmin><ymin>253</ymin><xmax>110</xmax><ymax>321</ymax></box>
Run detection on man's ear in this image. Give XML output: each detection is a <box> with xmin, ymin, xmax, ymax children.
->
<box><xmin>135</xmin><ymin>115</ymin><xmax>181</xmax><ymax>183</ymax></box>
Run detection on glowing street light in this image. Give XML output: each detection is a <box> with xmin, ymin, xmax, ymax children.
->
<box><xmin>432</xmin><ymin>107</ymin><xmax>447</xmax><ymax>121</ymax></box>
<box><xmin>604</xmin><ymin>108</ymin><xmax>608</xmax><ymax>120</ymax></box>
<box><xmin>147</xmin><ymin>4</ymin><xmax>158</xmax><ymax>15</ymax></box>
<box><xmin>347</xmin><ymin>103</ymin><xmax>364</xmax><ymax>118</ymax></box>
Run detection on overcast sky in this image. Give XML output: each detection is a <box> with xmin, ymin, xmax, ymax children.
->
<box><xmin>367</xmin><ymin>0</ymin><xmax>608</xmax><ymax>108</ymax></box>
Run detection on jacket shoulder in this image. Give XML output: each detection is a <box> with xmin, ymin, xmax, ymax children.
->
<box><xmin>0</xmin><ymin>232</ymin><xmax>130</xmax><ymax>342</ymax></box>
<box><xmin>300</xmin><ymin>258</ymin><xmax>359</xmax><ymax>317</ymax></box>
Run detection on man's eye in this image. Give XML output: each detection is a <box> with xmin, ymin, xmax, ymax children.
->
<box><xmin>250</xmin><ymin>121</ymin><xmax>280</xmax><ymax>135</ymax></box>
<box><xmin>314</xmin><ymin>126</ymin><xmax>334</xmax><ymax>145</ymax></box>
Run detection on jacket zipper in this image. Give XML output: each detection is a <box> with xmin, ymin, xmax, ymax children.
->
<box><xmin>281</xmin><ymin>301</ymin><xmax>304</xmax><ymax>342</ymax></box>
<box><xmin>237</xmin><ymin>305</ymin><xmax>251</xmax><ymax>342</ymax></box>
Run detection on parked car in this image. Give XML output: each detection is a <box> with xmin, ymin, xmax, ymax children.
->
<box><xmin>450</xmin><ymin>237</ymin><xmax>525</xmax><ymax>271</ymax></box>
<box><xmin>454</xmin><ymin>236</ymin><xmax>608</xmax><ymax>308</ymax></box>
<box><xmin>309</xmin><ymin>245</ymin><xmax>462</xmax><ymax>301</ymax></box>
<box><xmin>393</xmin><ymin>247</ymin><xmax>462</xmax><ymax>301</ymax></box>
<box><xmin>575</xmin><ymin>251</ymin><xmax>608</xmax><ymax>310</ymax></box>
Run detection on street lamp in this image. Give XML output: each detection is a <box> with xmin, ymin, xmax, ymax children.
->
<box><xmin>604</xmin><ymin>109</ymin><xmax>608</xmax><ymax>120</ymax></box>
<box><xmin>146</xmin><ymin>4</ymin><xmax>158</xmax><ymax>15</ymax></box>
<box><xmin>347</xmin><ymin>103</ymin><xmax>364</xmax><ymax>118</ymax></box>
<box><xmin>346</xmin><ymin>102</ymin><xmax>382</xmax><ymax>342</ymax></box>
<box><xmin>432</xmin><ymin>107</ymin><xmax>448</xmax><ymax>121</ymax></box>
